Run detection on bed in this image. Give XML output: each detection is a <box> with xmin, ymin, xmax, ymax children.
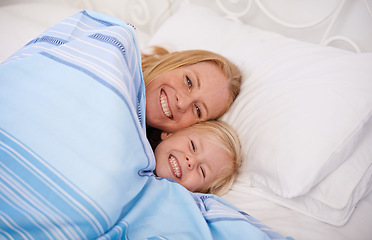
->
<box><xmin>1</xmin><ymin>0</ymin><xmax>372</xmax><ymax>239</ymax></box>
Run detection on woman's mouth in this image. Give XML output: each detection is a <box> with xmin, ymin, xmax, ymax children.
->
<box><xmin>169</xmin><ymin>154</ymin><xmax>182</xmax><ymax>179</ymax></box>
<box><xmin>160</xmin><ymin>90</ymin><xmax>173</xmax><ymax>119</ymax></box>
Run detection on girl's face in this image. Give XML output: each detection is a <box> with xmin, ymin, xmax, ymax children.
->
<box><xmin>145</xmin><ymin>62</ymin><xmax>230</xmax><ymax>132</ymax></box>
<box><xmin>154</xmin><ymin>127</ymin><xmax>232</xmax><ymax>192</ymax></box>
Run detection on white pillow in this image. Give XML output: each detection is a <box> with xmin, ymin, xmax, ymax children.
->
<box><xmin>147</xmin><ymin>3</ymin><xmax>372</xmax><ymax>225</ymax></box>
<box><xmin>232</xmin><ymin>118</ymin><xmax>372</xmax><ymax>226</ymax></box>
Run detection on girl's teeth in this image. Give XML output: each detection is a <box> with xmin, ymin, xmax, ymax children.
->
<box><xmin>169</xmin><ymin>155</ymin><xmax>181</xmax><ymax>178</ymax></box>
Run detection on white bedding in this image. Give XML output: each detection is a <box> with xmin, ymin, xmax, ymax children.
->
<box><xmin>223</xmin><ymin>188</ymin><xmax>372</xmax><ymax>240</ymax></box>
<box><xmin>1</xmin><ymin>1</ymin><xmax>372</xmax><ymax>240</ymax></box>
<box><xmin>149</xmin><ymin>0</ymin><xmax>372</xmax><ymax>223</ymax></box>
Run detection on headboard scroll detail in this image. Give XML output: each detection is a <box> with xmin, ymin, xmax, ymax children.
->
<box><xmin>124</xmin><ymin>0</ymin><xmax>372</xmax><ymax>53</ymax></box>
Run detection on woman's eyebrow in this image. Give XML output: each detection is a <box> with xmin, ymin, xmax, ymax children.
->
<box><xmin>196</xmin><ymin>73</ymin><xmax>201</xmax><ymax>88</ymax></box>
<box><xmin>202</xmin><ymin>103</ymin><xmax>208</xmax><ymax>119</ymax></box>
<box><xmin>192</xmin><ymin>68</ymin><xmax>201</xmax><ymax>88</ymax></box>
<box><xmin>193</xmin><ymin>70</ymin><xmax>209</xmax><ymax>118</ymax></box>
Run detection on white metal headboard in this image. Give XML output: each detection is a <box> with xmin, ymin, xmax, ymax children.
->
<box><xmin>0</xmin><ymin>0</ymin><xmax>371</xmax><ymax>58</ymax></box>
<box><xmin>123</xmin><ymin>0</ymin><xmax>372</xmax><ymax>53</ymax></box>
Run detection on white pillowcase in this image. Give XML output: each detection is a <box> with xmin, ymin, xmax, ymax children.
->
<box><xmin>232</xmin><ymin>118</ymin><xmax>372</xmax><ymax>226</ymax></box>
<box><xmin>147</xmin><ymin>2</ymin><xmax>372</xmax><ymax>225</ymax></box>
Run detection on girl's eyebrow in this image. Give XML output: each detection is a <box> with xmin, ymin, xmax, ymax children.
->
<box><xmin>200</xmin><ymin>136</ymin><xmax>215</xmax><ymax>180</ymax></box>
<box><xmin>195</xmin><ymin>135</ymin><xmax>202</xmax><ymax>152</ymax></box>
<box><xmin>198</xmin><ymin>135</ymin><xmax>212</xmax><ymax>180</ymax></box>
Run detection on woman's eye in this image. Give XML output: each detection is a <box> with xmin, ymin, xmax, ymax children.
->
<box><xmin>195</xmin><ymin>105</ymin><xmax>201</xmax><ymax>118</ymax></box>
<box><xmin>186</xmin><ymin>76</ymin><xmax>192</xmax><ymax>88</ymax></box>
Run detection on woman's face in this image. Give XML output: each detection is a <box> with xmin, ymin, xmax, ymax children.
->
<box><xmin>145</xmin><ymin>62</ymin><xmax>230</xmax><ymax>132</ymax></box>
<box><xmin>154</xmin><ymin>127</ymin><xmax>231</xmax><ymax>192</ymax></box>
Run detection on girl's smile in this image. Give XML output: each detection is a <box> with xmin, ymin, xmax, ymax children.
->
<box><xmin>154</xmin><ymin>127</ymin><xmax>232</xmax><ymax>192</ymax></box>
<box><xmin>168</xmin><ymin>154</ymin><xmax>181</xmax><ymax>178</ymax></box>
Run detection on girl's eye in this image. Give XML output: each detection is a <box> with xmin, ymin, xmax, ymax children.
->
<box><xmin>200</xmin><ymin>167</ymin><xmax>206</xmax><ymax>178</ymax></box>
<box><xmin>186</xmin><ymin>76</ymin><xmax>192</xmax><ymax>88</ymax></box>
<box><xmin>195</xmin><ymin>105</ymin><xmax>201</xmax><ymax>118</ymax></box>
<box><xmin>191</xmin><ymin>140</ymin><xmax>196</xmax><ymax>152</ymax></box>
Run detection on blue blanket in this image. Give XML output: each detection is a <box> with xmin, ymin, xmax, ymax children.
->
<box><xmin>0</xmin><ymin>10</ymin><xmax>287</xmax><ymax>239</ymax></box>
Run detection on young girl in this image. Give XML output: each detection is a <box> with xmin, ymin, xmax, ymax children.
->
<box><xmin>153</xmin><ymin>120</ymin><xmax>242</xmax><ymax>196</ymax></box>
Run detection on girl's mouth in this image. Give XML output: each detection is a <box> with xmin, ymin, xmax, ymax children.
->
<box><xmin>160</xmin><ymin>90</ymin><xmax>173</xmax><ymax>119</ymax></box>
<box><xmin>169</xmin><ymin>154</ymin><xmax>182</xmax><ymax>178</ymax></box>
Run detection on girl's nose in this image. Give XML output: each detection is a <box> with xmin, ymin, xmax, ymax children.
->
<box><xmin>186</xmin><ymin>156</ymin><xmax>195</xmax><ymax>170</ymax></box>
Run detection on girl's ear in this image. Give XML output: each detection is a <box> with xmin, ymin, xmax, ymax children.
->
<box><xmin>160</xmin><ymin>131</ymin><xmax>172</xmax><ymax>140</ymax></box>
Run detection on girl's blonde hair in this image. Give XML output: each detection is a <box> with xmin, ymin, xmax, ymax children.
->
<box><xmin>142</xmin><ymin>46</ymin><xmax>242</xmax><ymax>116</ymax></box>
<box><xmin>186</xmin><ymin>120</ymin><xmax>242</xmax><ymax>196</ymax></box>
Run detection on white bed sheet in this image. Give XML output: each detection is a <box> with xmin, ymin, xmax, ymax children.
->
<box><xmin>222</xmin><ymin>188</ymin><xmax>372</xmax><ymax>240</ymax></box>
<box><xmin>1</xmin><ymin>1</ymin><xmax>372</xmax><ymax>240</ymax></box>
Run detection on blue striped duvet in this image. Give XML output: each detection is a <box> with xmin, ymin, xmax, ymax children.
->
<box><xmin>0</xmin><ymin>10</ymin><xmax>287</xmax><ymax>240</ymax></box>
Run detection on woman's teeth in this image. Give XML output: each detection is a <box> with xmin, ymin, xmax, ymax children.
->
<box><xmin>160</xmin><ymin>91</ymin><xmax>173</xmax><ymax>119</ymax></box>
<box><xmin>169</xmin><ymin>155</ymin><xmax>181</xmax><ymax>178</ymax></box>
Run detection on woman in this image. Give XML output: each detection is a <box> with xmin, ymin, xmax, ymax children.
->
<box><xmin>142</xmin><ymin>47</ymin><xmax>242</xmax><ymax>148</ymax></box>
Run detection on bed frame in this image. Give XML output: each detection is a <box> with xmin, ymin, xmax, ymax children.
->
<box><xmin>122</xmin><ymin>0</ymin><xmax>372</xmax><ymax>53</ymax></box>
<box><xmin>1</xmin><ymin>0</ymin><xmax>371</xmax><ymax>60</ymax></box>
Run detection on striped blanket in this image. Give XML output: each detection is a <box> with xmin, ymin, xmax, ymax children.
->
<box><xmin>0</xmin><ymin>10</ymin><xmax>287</xmax><ymax>239</ymax></box>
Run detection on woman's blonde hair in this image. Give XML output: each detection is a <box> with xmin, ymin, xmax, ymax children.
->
<box><xmin>186</xmin><ymin>120</ymin><xmax>242</xmax><ymax>196</ymax></box>
<box><xmin>142</xmin><ymin>46</ymin><xmax>242</xmax><ymax>116</ymax></box>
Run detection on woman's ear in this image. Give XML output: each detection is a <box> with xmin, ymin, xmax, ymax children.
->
<box><xmin>160</xmin><ymin>131</ymin><xmax>172</xmax><ymax>140</ymax></box>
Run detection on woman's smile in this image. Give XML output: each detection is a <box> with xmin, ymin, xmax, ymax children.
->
<box><xmin>160</xmin><ymin>90</ymin><xmax>173</xmax><ymax>119</ymax></box>
<box><xmin>145</xmin><ymin>62</ymin><xmax>230</xmax><ymax>132</ymax></box>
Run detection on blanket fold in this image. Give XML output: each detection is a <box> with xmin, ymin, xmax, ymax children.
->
<box><xmin>0</xmin><ymin>10</ymin><xmax>286</xmax><ymax>240</ymax></box>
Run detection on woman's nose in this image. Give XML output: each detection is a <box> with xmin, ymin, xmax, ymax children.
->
<box><xmin>176</xmin><ymin>93</ymin><xmax>192</xmax><ymax>112</ymax></box>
